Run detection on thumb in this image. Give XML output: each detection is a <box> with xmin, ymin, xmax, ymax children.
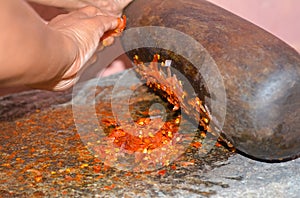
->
<box><xmin>118</xmin><ymin>0</ymin><xmax>135</xmax><ymax>8</ymax></box>
<box><xmin>92</xmin><ymin>15</ymin><xmax>119</xmax><ymax>37</ymax></box>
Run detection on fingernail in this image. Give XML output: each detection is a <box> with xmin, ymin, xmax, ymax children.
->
<box><xmin>102</xmin><ymin>37</ymin><xmax>115</xmax><ymax>47</ymax></box>
<box><xmin>52</xmin><ymin>77</ymin><xmax>79</xmax><ymax>91</ymax></box>
<box><xmin>113</xmin><ymin>19</ymin><xmax>119</xmax><ymax>28</ymax></box>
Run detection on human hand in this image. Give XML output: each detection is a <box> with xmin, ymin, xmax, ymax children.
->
<box><xmin>28</xmin><ymin>0</ymin><xmax>134</xmax><ymax>17</ymax></box>
<box><xmin>47</xmin><ymin>6</ymin><xmax>119</xmax><ymax>91</ymax></box>
<box><xmin>86</xmin><ymin>0</ymin><xmax>134</xmax><ymax>17</ymax></box>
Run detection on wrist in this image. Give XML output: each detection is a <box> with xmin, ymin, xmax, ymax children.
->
<box><xmin>48</xmin><ymin>29</ymin><xmax>83</xmax><ymax>91</ymax></box>
<box><xmin>53</xmin><ymin>31</ymin><xmax>80</xmax><ymax>78</ymax></box>
<box><xmin>27</xmin><ymin>27</ymin><xmax>78</xmax><ymax>90</ymax></box>
<box><xmin>27</xmin><ymin>0</ymin><xmax>86</xmax><ymax>9</ymax></box>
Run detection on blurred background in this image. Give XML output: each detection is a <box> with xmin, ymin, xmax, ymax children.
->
<box><xmin>207</xmin><ymin>0</ymin><xmax>300</xmax><ymax>52</ymax></box>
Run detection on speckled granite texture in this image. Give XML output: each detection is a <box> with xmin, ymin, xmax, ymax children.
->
<box><xmin>0</xmin><ymin>74</ymin><xmax>299</xmax><ymax>197</ymax></box>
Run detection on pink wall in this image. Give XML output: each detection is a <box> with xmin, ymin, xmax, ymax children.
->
<box><xmin>207</xmin><ymin>0</ymin><xmax>300</xmax><ymax>52</ymax></box>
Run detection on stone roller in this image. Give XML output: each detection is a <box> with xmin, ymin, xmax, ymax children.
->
<box><xmin>121</xmin><ymin>0</ymin><xmax>300</xmax><ymax>161</ymax></box>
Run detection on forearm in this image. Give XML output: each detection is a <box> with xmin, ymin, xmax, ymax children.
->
<box><xmin>0</xmin><ymin>0</ymin><xmax>76</xmax><ymax>87</ymax></box>
<box><xmin>27</xmin><ymin>0</ymin><xmax>87</xmax><ymax>9</ymax></box>
<box><xmin>27</xmin><ymin>0</ymin><xmax>134</xmax><ymax>17</ymax></box>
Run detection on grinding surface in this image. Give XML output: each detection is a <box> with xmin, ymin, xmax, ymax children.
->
<box><xmin>0</xmin><ymin>73</ymin><xmax>299</xmax><ymax>197</ymax></box>
<box><xmin>208</xmin><ymin>155</ymin><xmax>300</xmax><ymax>198</ymax></box>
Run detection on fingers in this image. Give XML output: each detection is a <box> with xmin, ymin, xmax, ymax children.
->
<box><xmin>113</xmin><ymin>0</ymin><xmax>133</xmax><ymax>17</ymax></box>
<box><xmin>117</xmin><ymin>0</ymin><xmax>134</xmax><ymax>8</ymax></box>
<box><xmin>93</xmin><ymin>15</ymin><xmax>119</xmax><ymax>34</ymax></box>
<box><xmin>47</xmin><ymin>8</ymin><xmax>116</xmax><ymax>89</ymax></box>
<box><xmin>77</xmin><ymin>6</ymin><xmax>100</xmax><ymax>17</ymax></box>
<box><xmin>82</xmin><ymin>0</ymin><xmax>134</xmax><ymax>17</ymax></box>
<box><xmin>101</xmin><ymin>36</ymin><xmax>115</xmax><ymax>47</ymax></box>
<box><xmin>52</xmin><ymin>53</ymin><xmax>99</xmax><ymax>91</ymax></box>
<box><xmin>52</xmin><ymin>76</ymin><xmax>79</xmax><ymax>91</ymax></box>
<box><xmin>69</xmin><ymin>7</ymin><xmax>119</xmax><ymax>35</ymax></box>
<box><xmin>48</xmin><ymin>5</ymin><xmax>123</xmax><ymax>91</ymax></box>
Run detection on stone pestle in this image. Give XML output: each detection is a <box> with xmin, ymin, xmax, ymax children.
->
<box><xmin>122</xmin><ymin>0</ymin><xmax>300</xmax><ymax>161</ymax></box>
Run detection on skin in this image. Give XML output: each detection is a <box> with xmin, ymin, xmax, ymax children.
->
<box><xmin>0</xmin><ymin>0</ymin><xmax>133</xmax><ymax>91</ymax></box>
<box><xmin>27</xmin><ymin>0</ymin><xmax>134</xmax><ymax>17</ymax></box>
